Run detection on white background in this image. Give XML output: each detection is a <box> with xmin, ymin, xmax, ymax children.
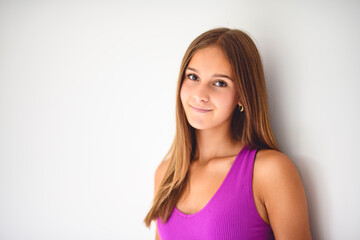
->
<box><xmin>0</xmin><ymin>0</ymin><xmax>359</xmax><ymax>239</ymax></box>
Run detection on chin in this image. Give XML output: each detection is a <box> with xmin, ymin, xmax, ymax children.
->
<box><xmin>187</xmin><ymin>120</ymin><xmax>213</xmax><ymax>130</ymax></box>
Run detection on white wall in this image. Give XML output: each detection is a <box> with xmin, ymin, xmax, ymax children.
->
<box><xmin>0</xmin><ymin>0</ymin><xmax>359</xmax><ymax>239</ymax></box>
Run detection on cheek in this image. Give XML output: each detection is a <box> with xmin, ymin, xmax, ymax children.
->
<box><xmin>180</xmin><ymin>83</ymin><xmax>189</xmax><ymax>104</ymax></box>
<box><xmin>218</xmin><ymin>92</ymin><xmax>238</xmax><ymax>112</ymax></box>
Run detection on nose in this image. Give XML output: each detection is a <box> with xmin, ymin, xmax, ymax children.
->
<box><xmin>192</xmin><ymin>84</ymin><xmax>210</xmax><ymax>103</ymax></box>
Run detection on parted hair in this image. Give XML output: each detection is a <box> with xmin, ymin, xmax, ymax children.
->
<box><xmin>144</xmin><ymin>27</ymin><xmax>279</xmax><ymax>227</ymax></box>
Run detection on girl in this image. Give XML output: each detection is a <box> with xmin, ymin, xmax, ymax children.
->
<box><xmin>144</xmin><ymin>28</ymin><xmax>311</xmax><ymax>240</ymax></box>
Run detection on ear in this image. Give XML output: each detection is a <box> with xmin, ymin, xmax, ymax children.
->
<box><xmin>237</xmin><ymin>95</ymin><xmax>242</xmax><ymax>106</ymax></box>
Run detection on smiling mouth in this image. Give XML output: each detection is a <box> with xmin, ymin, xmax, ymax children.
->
<box><xmin>190</xmin><ymin>105</ymin><xmax>212</xmax><ymax>113</ymax></box>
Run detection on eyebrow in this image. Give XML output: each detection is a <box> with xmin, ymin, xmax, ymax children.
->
<box><xmin>186</xmin><ymin>67</ymin><xmax>233</xmax><ymax>81</ymax></box>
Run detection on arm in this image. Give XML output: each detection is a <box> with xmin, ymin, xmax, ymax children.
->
<box><xmin>154</xmin><ymin>160</ymin><xmax>169</xmax><ymax>240</ymax></box>
<box><xmin>254</xmin><ymin>150</ymin><xmax>312</xmax><ymax>240</ymax></box>
<box><xmin>155</xmin><ymin>223</ymin><xmax>161</xmax><ymax>240</ymax></box>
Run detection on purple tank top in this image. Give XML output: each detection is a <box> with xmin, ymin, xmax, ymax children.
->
<box><xmin>157</xmin><ymin>145</ymin><xmax>274</xmax><ymax>240</ymax></box>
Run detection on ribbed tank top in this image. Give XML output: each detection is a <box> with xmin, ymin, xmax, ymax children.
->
<box><xmin>157</xmin><ymin>145</ymin><xmax>274</xmax><ymax>240</ymax></box>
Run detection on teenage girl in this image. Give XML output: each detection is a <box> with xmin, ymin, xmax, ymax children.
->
<box><xmin>144</xmin><ymin>28</ymin><xmax>311</xmax><ymax>240</ymax></box>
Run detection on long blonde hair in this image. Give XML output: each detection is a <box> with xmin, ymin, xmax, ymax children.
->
<box><xmin>144</xmin><ymin>27</ymin><xmax>279</xmax><ymax>227</ymax></box>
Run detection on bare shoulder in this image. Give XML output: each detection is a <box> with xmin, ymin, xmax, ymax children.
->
<box><xmin>254</xmin><ymin>149</ymin><xmax>312</xmax><ymax>239</ymax></box>
<box><xmin>254</xmin><ymin>149</ymin><xmax>298</xmax><ymax>179</ymax></box>
<box><xmin>254</xmin><ymin>149</ymin><xmax>303</xmax><ymax>202</ymax></box>
<box><xmin>154</xmin><ymin>158</ymin><xmax>170</xmax><ymax>194</ymax></box>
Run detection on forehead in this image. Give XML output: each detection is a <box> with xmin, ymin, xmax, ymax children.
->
<box><xmin>187</xmin><ymin>46</ymin><xmax>232</xmax><ymax>76</ymax></box>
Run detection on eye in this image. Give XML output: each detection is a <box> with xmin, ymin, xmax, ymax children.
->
<box><xmin>214</xmin><ymin>81</ymin><xmax>227</xmax><ymax>87</ymax></box>
<box><xmin>187</xmin><ymin>73</ymin><xmax>198</xmax><ymax>81</ymax></box>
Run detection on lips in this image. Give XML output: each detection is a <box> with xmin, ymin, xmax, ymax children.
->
<box><xmin>190</xmin><ymin>105</ymin><xmax>212</xmax><ymax>113</ymax></box>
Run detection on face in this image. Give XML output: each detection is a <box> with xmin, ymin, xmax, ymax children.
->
<box><xmin>180</xmin><ymin>46</ymin><xmax>240</xmax><ymax>131</ymax></box>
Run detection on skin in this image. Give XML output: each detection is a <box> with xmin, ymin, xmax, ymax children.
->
<box><xmin>154</xmin><ymin>46</ymin><xmax>311</xmax><ymax>240</ymax></box>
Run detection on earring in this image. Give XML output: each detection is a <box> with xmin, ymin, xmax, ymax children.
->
<box><xmin>238</xmin><ymin>105</ymin><xmax>244</xmax><ymax>112</ymax></box>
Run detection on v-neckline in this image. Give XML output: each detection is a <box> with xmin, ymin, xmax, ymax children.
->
<box><xmin>174</xmin><ymin>145</ymin><xmax>248</xmax><ymax>218</ymax></box>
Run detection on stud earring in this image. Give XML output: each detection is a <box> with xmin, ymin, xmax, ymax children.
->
<box><xmin>238</xmin><ymin>105</ymin><xmax>244</xmax><ymax>112</ymax></box>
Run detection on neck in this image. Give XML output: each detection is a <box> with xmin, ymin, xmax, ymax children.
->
<box><xmin>194</xmin><ymin>121</ymin><xmax>243</xmax><ymax>164</ymax></box>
